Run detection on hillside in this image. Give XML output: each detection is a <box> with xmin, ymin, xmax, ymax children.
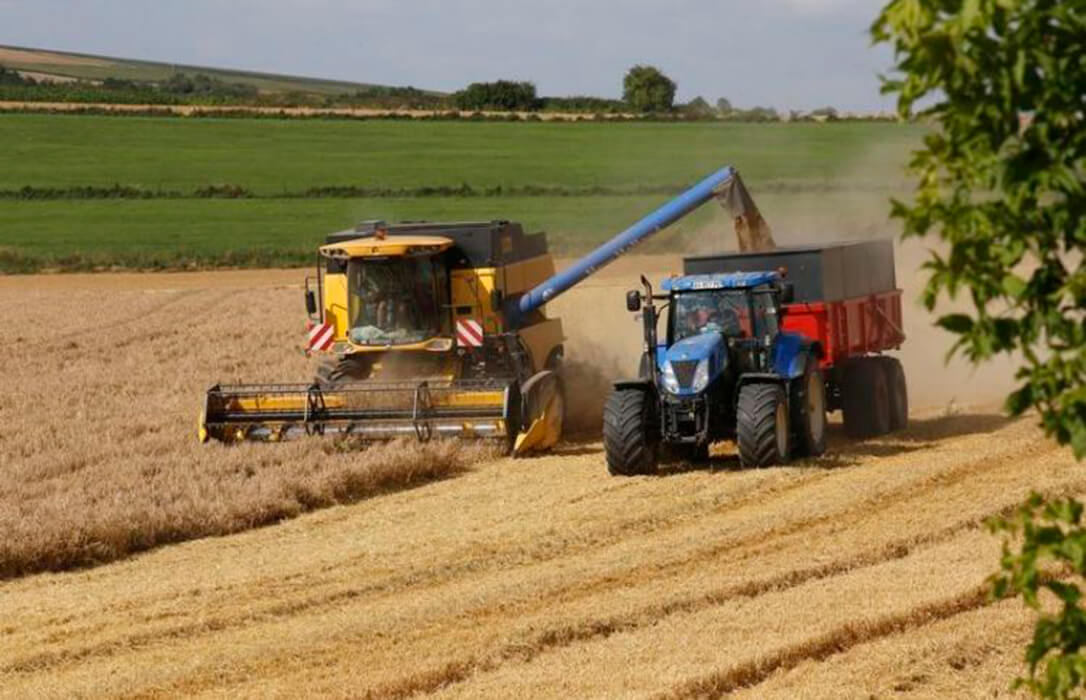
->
<box><xmin>0</xmin><ymin>44</ymin><xmax>408</xmax><ymax>95</ymax></box>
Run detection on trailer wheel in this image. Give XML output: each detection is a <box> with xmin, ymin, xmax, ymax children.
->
<box><xmin>793</xmin><ymin>361</ymin><xmax>827</xmax><ymax>458</ymax></box>
<box><xmin>737</xmin><ymin>383</ymin><xmax>790</xmax><ymax>468</ymax></box>
<box><xmin>842</xmin><ymin>358</ymin><xmax>891</xmax><ymax>438</ymax></box>
<box><xmin>878</xmin><ymin>357</ymin><xmax>909</xmax><ymax>431</ymax></box>
<box><xmin>603</xmin><ymin>388</ymin><xmax>659</xmax><ymax>476</ymax></box>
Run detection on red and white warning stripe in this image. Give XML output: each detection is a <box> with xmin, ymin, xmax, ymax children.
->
<box><xmin>456</xmin><ymin>319</ymin><xmax>484</xmax><ymax>348</ymax></box>
<box><xmin>307</xmin><ymin>322</ymin><xmax>335</xmax><ymax>352</ymax></box>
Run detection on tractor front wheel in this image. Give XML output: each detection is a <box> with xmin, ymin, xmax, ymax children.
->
<box><xmin>737</xmin><ymin>383</ymin><xmax>790</xmax><ymax>468</ymax></box>
<box><xmin>603</xmin><ymin>388</ymin><xmax>659</xmax><ymax>476</ymax></box>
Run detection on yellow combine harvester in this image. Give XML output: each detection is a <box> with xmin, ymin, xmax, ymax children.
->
<box><xmin>201</xmin><ymin>219</ymin><xmax>566</xmax><ymax>453</ymax></box>
<box><xmin>199</xmin><ymin>166</ymin><xmax>772</xmax><ymax>454</ymax></box>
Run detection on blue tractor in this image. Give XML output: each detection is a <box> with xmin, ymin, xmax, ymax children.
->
<box><xmin>604</xmin><ymin>269</ymin><xmax>828</xmax><ymax>473</ymax></box>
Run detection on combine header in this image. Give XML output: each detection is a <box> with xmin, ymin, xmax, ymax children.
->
<box><xmin>199</xmin><ymin>165</ymin><xmax>772</xmax><ymax>454</ymax></box>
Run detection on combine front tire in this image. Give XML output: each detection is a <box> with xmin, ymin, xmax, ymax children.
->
<box><xmin>603</xmin><ymin>388</ymin><xmax>659</xmax><ymax>476</ymax></box>
<box><xmin>737</xmin><ymin>383</ymin><xmax>790</xmax><ymax>468</ymax></box>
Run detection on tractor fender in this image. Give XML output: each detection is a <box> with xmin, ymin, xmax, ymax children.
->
<box><xmin>736</xmin><ymin>372</ymin><xmax>788</xmax><ymax>387</ymax></box>
<box><xmin>772</xmin><ymin>335</ymin><xmax>823</xmax><ymax>380</ymax></box>
<box><xmin>613</xmin><ymin>378</ymin><xmax>657</xmax><ymax>393</ymax></box>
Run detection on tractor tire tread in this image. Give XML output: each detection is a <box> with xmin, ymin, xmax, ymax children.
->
<box><xmin>737</xmin><ymin>383</ymin><xmax>787</xmax><ymax>468</ymax></box>
<box><xmin>603</xmin><ymin>388</ymin><xmax>658</xmax><ymax>476</ymax></box>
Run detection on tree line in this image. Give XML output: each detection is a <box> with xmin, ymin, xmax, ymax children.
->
<box><xmin>0</xmin><ymin>63</ymin><xmax>882</xmax><ymax>120</ymax></box>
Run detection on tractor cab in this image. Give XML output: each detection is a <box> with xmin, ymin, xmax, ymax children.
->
<box><xmin>643</xmin><ymin>272</ymin><xmax>795</xmax><ymax>397</ymax></box>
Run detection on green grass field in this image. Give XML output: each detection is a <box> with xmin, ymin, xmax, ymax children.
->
<box><xmin>0</xmin><ymin>114</ymin><xmax>921</xmax><ymax>272</ymax></box>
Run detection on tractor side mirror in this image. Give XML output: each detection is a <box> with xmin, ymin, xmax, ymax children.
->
<box><xmin>490</xmin><ymin>289</ymin><xmax>503</xmax><ymax>312</ymax></box>
<box><xmin>780</xmin><ymin>282</ymin><xmax>795</xmax><ymax>305</ymax></box>
<box><xmin>305</xmin><ymin>289</ymin><xmax>318</xmax><ymax>315</ymax></box>
<box><xmin>626</xmin><ymin>290</ymin><xmax>642</xmax><ymax>312</ymax></box>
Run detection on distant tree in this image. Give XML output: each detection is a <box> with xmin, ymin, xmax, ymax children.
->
<box><xmin>540</xmin><ymin>95</ymin><xmax>626</xmax><ymax>113</ymax></box>
<box><xmin>720</xmin><ymin>105</ymin><xmax>780</xmax><ymax>123</ymax></box>
<box><xmin>715</xmin><ymin>97</ymin><xmax>733</xmax><ymax>115</ymax></box>
<box><xmin>161</xmin><ymin>72</ymin><xmax>257</xmax><ymax>99</ymax></box>
<box><xmin>622</xmin><ymin>65</ymin><xmax>676</xmax><ymax>112</ymax></box>
<box><xmin>0</xmin><ymin>65</ymin><xmax>33</xmax><ymax>86</ymax></box>
<box><xmin>453</xmin><ymin>80</ymin><xmax>540</xmax><ymax>111</ymax></box>
<box><xmin>681</xmin><ymin>96</ymin><xmax>716</xmax><ymax>119</ymax></box>
<box><xmin>101</xmin><ymin>77</ymin><xmax>138</xmax><ymax>90</ymax></box>
<box><xmin>809</xmin><ymin>106</ymin><xmax>839</xmax><ymax>121</ymax></box>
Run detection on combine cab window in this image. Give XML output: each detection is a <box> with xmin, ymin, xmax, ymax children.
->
<box><xmin>346</xmin><ymin>256</ymin><xmax>448</xmax><ymax>345</ymax></box>
<box><xmin>671</xmin><ymin>291</ymin><xmax>751</xmax><ymax>343</ymax></box>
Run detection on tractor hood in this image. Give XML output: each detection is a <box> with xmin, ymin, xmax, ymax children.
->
<box><xmin>657</xmin><ymin>331</ymin><xmax>728</xmax><ymax>396</ymax></box>
<box><xmin>663</xmin><ymin>331</ymin><xmax>722</xmax><ymax>365</ymax></box>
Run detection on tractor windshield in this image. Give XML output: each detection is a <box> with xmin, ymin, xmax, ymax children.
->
<box><xmin>346</xmin><ymin>256</ymin><xmax>449</xmax><ymax>345</ymax></box>
<box><xmin>670</xmin><ymin>290</ymin><xmax>751</xmax><ymax>343</ymax></box>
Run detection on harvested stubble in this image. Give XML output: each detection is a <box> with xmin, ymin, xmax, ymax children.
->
<box><xmin>0</xmin><ymin>278</ymin><xmax>495</xmax><ymax>579</ymax></box>
<box><xmin>0</xmin><ymin>253</ymin><xmax>1067</xmax><ymax>698</ymax></box>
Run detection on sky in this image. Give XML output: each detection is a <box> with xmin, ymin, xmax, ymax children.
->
<box><xmin>0</xmin><ymin>0</ymin><xmax>897</xmax><ymax>112</ymax></box>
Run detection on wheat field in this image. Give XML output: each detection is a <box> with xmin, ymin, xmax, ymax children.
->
<box><xmin>0</xmin><ymin>247</ymin><xmax>1068</xmax><ymax>698</ymax></box>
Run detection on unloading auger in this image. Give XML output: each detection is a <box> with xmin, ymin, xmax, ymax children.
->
<box><xmin>199</xmin><ymin>165</ymin><xmax>773</xmax><ymax>455</ymax></box>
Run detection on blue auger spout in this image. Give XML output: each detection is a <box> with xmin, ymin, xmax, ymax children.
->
<box><xmin>510</xmin><ymin>166</ymin><xmax>738</xmax><ymax>326</ymax></box>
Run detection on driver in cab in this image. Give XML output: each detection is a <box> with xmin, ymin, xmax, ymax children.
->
<box><xmin>685</xmin><ymin>298</ymin><xmax>742</xmax><ymax>337</ymax></box>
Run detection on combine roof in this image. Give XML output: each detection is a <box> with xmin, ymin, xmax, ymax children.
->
<box><xmin>324</xmin><ymin>220</ymin><xmax>548</xmax><ymax>268</ymax></box>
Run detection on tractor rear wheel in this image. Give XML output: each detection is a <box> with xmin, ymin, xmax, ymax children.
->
<box><xmin>793</xmin><ymin>362</ymin><xmax>827</xmax><ymax>458</ymax></box>
<box><xmin>842</xmin><ymin>358</ymin><xmax>891</xmax><ymax>438</ymax></box>
<box><xmin>603</xmin><ymin>388</ymin><xmax>659</xmax><ymax>476</ymax></box>
<box><xmin>737</xmin><ymin>383</ymin><xmax>790</xmax><ymax>468</ymax></box>
<box><xmin>878</xmin><ymin>356</ymin><xmax>909</xmax><ymax>431</ymax></box>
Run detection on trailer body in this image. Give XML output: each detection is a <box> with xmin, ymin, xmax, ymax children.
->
<box><xmin>685</xmin><ymin>240</ymin><xmax>905</xmax><ymax>370</ymax></box>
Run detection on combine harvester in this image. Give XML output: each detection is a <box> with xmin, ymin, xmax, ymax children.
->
<box><xmin>199</xmin><ymin>165</ymin><xmax>774</xmax><ymax>455</ymax></box>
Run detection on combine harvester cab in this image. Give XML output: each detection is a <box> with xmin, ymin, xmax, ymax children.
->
<box><xmin>201</xmin><ymin>165</ymin><xmax>772</xmax><ymax>455</ymax></box>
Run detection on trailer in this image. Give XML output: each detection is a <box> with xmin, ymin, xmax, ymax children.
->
<box><xmin>605</xmin><ymin>239</ymin><xmax>907</xmax><ymax>474</ymax></box>
<box><xmin>687</xmin><ymin>240</ymin><xmax>907</xmax><ymax>436</ymax></box>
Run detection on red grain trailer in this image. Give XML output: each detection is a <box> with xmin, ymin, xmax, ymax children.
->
<box><xmin>684</xmin><ymin>239</ymin><xmax>907</xmax><ymax>438</ymax></box>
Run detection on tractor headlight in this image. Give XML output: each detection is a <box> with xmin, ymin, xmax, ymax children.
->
<box><xmin>691</xmin><ymin>358</ymin><xmax>710</xmax><ymax>393</ymax></box>
<box><xmin>662</xmin><ymin>361</ymin><xmax>680</xmax><ymax>393</ymax></box>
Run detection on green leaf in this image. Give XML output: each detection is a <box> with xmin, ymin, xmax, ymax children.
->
<box><xmin>937</xmin><ymin>313</ymin><xmax>975</xmax><ymax>334</ymax></box>
<box><xmin>1002</xmin><ymin>274</ymin><xmax>1028</xmax><ymax>300</ymax></box>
